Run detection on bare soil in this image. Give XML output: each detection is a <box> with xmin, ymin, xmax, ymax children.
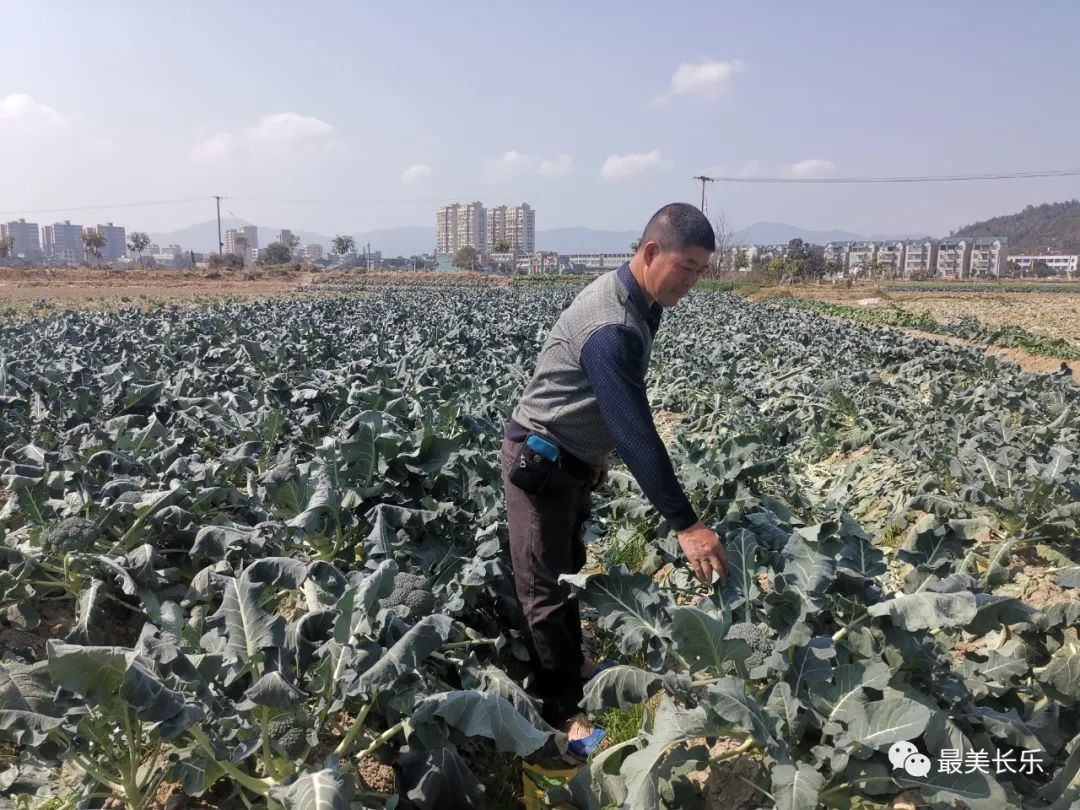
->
<box><xmin>754</xmin><ymin>285</ymin><xmax>1080</xmax><ymax>382</ymax></box>
<box><xmin>0</xmin><ymin>267</ymin><xmax>307</xmax><ymax>300</ymax></box>
<box><xmin>654</xmin><ymin>409</ymin><xmax>684</xmax><ymax>445</ymax></box>
<box><xmin>759</xmin><ymin>283</ymin><xmax>1080</xmax><ymax>349</ymax></box>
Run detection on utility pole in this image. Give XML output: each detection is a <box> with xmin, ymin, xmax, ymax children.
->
<box><xmin>214</xmin><ymin>196</ymin><xmax>223</xmax><ymax>255</ymax></box>
<box><xmin>692</xmin><ymin>176</ymin><xmax>713</xmax><ymax>213</ymax></box>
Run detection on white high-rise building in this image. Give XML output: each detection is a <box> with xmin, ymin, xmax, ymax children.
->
<box><xmin>1</xmin><ymin>218</ymin><xmax>43</xmax><ymax>260</ymax></box>
<box><xmin>42</xmin><ymin>220</ymin><xmax>85</xmax><ymax>263</ymax></box>
<box><xmin>436</xmin><ymin>202</ymin><xmax>487</xmax><ymax>256</ymax></box>
<box><xmin>486</xmin><ymin>203</ymin><xmax>535</xmax><ymax>256</ymax></box>
<box><xmin>91</xmin><ymin>223</ymin><xmax>126</xmax><ymax>262</ymax></box>
<box><xmin>224</xmin><ymin>226</ymin><xmax>259</xmax><ymax>260</ymax></box>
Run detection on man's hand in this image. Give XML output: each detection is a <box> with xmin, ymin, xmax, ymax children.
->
<box><xmin>677</xmin><ymin>522</ymin><xmax>728</xmax><ymax>585</ymax></box>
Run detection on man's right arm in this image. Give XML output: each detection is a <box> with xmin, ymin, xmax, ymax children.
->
<box><xmin>580</xmin><ymin>325</ymin><xmax>727</xmax><ymax>583</ymax></box>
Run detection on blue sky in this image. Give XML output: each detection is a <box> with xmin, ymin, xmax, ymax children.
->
<box><xmin>3</xmin><ymin>1</ymin><xmax>1079</xmax><ymax>238</ymax></box>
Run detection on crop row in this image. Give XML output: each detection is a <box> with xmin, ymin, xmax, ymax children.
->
<box><xmin>0</xmin><ymin>290</ymin><xmax>1076</xmax><ymax>809</ymax></box>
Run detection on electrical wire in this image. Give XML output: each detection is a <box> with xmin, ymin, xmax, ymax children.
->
<box><xmin>699</xmin><ymin>169</ymin><xmax>1080</xmax><ymax>184</ymax></box>
<box><xmin>0</xmin><ymin>197</ymin><xmax>207</xmax><ymax>217</ymax></box>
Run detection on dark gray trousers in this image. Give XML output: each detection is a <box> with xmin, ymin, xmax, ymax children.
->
<box><xmin>501</xmin><ymin>436</ymin><xmax>594</xmax><ymax>727</ymax></box>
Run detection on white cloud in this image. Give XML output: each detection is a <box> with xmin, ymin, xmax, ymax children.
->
<box><xmin>485</xmin><ymin>150</ymin><xmax>572</xmax><ymax>180</ymax></box>
<box><xmin>537</xmin><ymin>154</ymin><xmax>572</xmax><ymax>177</ymax></box>
<box><xmin>600</xmin><ymin>150</ymin><xmax>672</xmax><ymax>181</ymax></box>
<box><xmin>785</xmin><ymin>158</ymin><xmax>837</xmax><ymax>178</ymax></box>
<box><xmin>735</xmin><ymin>161</ymin><xmax>761</xmax><ymax>178</ymax></box>
<box><xmin>191</xmin><ymin>112</ymin><xmax>335</xmax><ymax>162</ymax></box>
<box><xmin>657</xmin><ymin>60</ymin><xmax>744</xmax><ymax>102</ymax></box>
<box><xmin>401</xmin><ymin>163</ymin><xmax>432</xmax><ymax>183</ymax></box>
<box><xmin>0</xmin><ymin>93</ymin><xmax>67</xmax><ymax>126</ymax></box>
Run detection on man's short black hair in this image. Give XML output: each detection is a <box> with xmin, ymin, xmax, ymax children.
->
<box><xmin>639</xmin><ymin>203</ymin><xmax>715</xmax><ymax>253</ymax></box>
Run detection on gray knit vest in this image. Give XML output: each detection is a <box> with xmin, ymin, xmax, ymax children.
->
<box><xmin>511</xmin><ymin>268</ymin><xmax>655</xmax><ymax>466</ymax></box>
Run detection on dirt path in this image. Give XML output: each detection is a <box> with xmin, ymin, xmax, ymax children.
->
<box><xmin>889</xmin><ymin>326</ymin><xmax>1077</xmax><ymax>383</ymax></box>
<box><xmin>752</xmin><ymin>290</ymin><xmax>1079</xmax><ymax>383</ymax></box>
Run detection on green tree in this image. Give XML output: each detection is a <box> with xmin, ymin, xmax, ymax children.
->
<box><xmin>0</xmin><ymin>235</ymin><xmax>14</xmax><ymax>260</ymax></box>
<box><xmin>733</xmin><ymin>248</ymin><xmax>749</xmax><ymax>272</ymax></box>
<box><xmin>207</xmin><ymin>253</ymin><xmax>244</xmax><ymax>271</ymax></box>
<box><xmin>127</xmin><ymin>232</ymin><xmax>151</xmax><ymax>271</ymax></box>
<box><xmin>492</xmin><ymin>240</ymin><xmax>511</xmax><ymax>253</ymax></box>
<box><xmin>260</xmin><ymin>241</ymin><xmax>292</xmax><ymax>265</ymax></box>
<box><xmin>785</xmin><ymin>238</ymin><xmax>825</xmax><ymax>280</ymax></box>
<box><xmin>764</xmin><ymin>255</ymin><xmax>800</xmax><ymax>285</ymax></box>
<box><xmin>283</xmin><ymin>233</ymin><xmax>300</xmax><ymax>258</ymax></box>
<box><xmin>332</xmin><ymin>235</ymin><xmax>356</xmax><ymax>266</ymax></box>
<box><xmin>81</xmin><ymin>230</ymin><xmax>106</xmax><ymax>267</ymax></box>
<box><xmin>452</xmin><ymin>245</ymin><xmax>479</xmax><ymax>271</ymax></box>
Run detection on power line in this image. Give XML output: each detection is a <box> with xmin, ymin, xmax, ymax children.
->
<box><xmin>0</xmin><ymin>197</ymin><xmax>208</xmax><ymax>217</ymax></box>
<box><xmin>228</xmin><ymin>188</ymin><xmax>616</xmax><ymax>206</ymax></box>
<box><xmin>697</xmin><ymin>168</ymin><xmax>1080</xmax><ymax>184</ymax></box>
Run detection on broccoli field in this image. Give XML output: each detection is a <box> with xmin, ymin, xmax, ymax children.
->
<box><xmin>0</xmin><ymin>283</ymin><xmax>1078</xmax><ymax>810</ymax></box>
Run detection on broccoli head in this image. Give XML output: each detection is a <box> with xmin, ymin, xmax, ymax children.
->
<box><xmin>268</xmin><ymin>714</ymin><xmax>309</xmax><ymax>759</ymax></box>
<box><xmin>383</xmin><ymin>571</ymin><xmax>436</xmax><ymax>615</ymax></box>
<box><xmin>40</xmin><ymin>516</ymin><xmax>100</xmax><ymax>554</ymax></box>
<box><xmin>724</xmin><ymin>622</ymin><xmax>771</xmax><ymax>671</ymax></box>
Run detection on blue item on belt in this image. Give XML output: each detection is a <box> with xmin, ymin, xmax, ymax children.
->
<box><xmin>526</xmin><ymin>434</ymin><xmax>560</xmax><ymax>463</ymax></box>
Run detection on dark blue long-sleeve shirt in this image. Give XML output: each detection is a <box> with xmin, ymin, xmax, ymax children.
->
<box><xmin>578</xmin><ymin>265</ymin><xmax>698</xmax><ymax>531</ymax></box>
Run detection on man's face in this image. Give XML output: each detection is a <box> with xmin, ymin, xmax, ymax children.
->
<box><xmin>643</xmin><ymin>242</ymin><xmax>712</xmax><ymax>307</ymax></box>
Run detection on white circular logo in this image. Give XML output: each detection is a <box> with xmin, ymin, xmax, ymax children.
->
<box><xmin>889</xmin><ymin>742</ymin><xmax>931</xmax><ymax>777</ymax></box>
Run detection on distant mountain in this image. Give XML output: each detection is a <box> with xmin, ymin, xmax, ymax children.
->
<box><xmin>731</xmin><ymin>222</ymin><xmax>928</xmax><ymax>245</ymax></box>
<box><xmin>536</xmin><ymin>227</ymin><xmax>640</xmax><ymax>253</ymax></box>
<box><xmin>350</xmin><ymin>227</ymin><xmax>433</xmax><ymax>257</ymax></box>
<box><xmin>148</xmin><ymin>219</ymin><xmax>336</xmax><ymax>253</ymax></box>
<box><xmin>149</xmin><ymin>221</ymin><xmax>642</xmax><ymax>256</ymax></box>
<box><xmin>150</xmin><ymin>217</ymin><xmax>941</xmax><ymax>257</ymax></box>
<box><xmin>950</xmin><ymin>199</ymin><xmax>1080</xmax><ymax>254</ymax></box>
<box><xmin>733</xmin><ymin>222</ymin><xmax>864</xmax><ymax>245</ymax></box>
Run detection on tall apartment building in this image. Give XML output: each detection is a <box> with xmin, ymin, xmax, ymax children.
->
<box><xmin>277</xmin><ymin>229</ymin><xmax>293</xmax><ymax>246</ymax></box>
<box><xmin>847</xmin><ymin>242</ymin><xmax>877</xmax><ymax>273</ymax></box>
<box><xmin>436</xmin><ymin>202</ymin><xmax>486</xmax><ymax>256</ymax></box>
<box><xmin>91</xmin><ymin>223</ymin><xmax>126</xmax><ymax>262</ymax></box>
<box><xmin>823</xmin><ymin>241</ymin><xmax>853</xmax><ymax>270</ymax></box>
<box><xmin>224</xmin><ymin>225</ymin><xmax>259</xmax><ymax>259</ymax></box>
<box><xmin>903</xmin><ymin>239</ymin><xmax>938</xmax><ymax>278</ymax></box>
<box><xmin>875</xmin><ymin>241</ymin><xmax>906</xmax><ymax>276</ymax></box>
<box><xmin>968</xmin><ymin>237</ymin><xmax>1007</xmax><ymax>278</ymax></box>
<box><xmin>42</xmin><ymin>221</ymin><xmax>85</xmax><ymax>263</ymax></box>
<box><xmin>486</xmin><ymin>203</ymin><xmax>535</xmax><ymax>256</ymax></box>
<box><xmin>1</xmin><ymin>218</ymin><xmax>42</xmax><ymax>259</ymax></box>
<box><xmin>936</xmin><ymin>238</ymin><xmax>971</xmax><ymax>278</ymax></box>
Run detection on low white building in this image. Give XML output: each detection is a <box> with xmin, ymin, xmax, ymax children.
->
<box><xmin>565</xmin><ymin>252</ymin><xmax>633</xmax><ymax>270</ymax></box>
<box><xmin>1009</xmin><ymin>254</ymin><xmax>1078</xmax><ymax>277</ymax></box>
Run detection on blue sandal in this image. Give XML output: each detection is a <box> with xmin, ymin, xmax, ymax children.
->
<box><xmin>582</xmin><ymin>661</ymin><xmax>616</xmax><ymax>682</ymax></box>
<box><xmin>567</xmin><ymin>727</ymin><xmax>607</xmax><ymax>760</ymax></box>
